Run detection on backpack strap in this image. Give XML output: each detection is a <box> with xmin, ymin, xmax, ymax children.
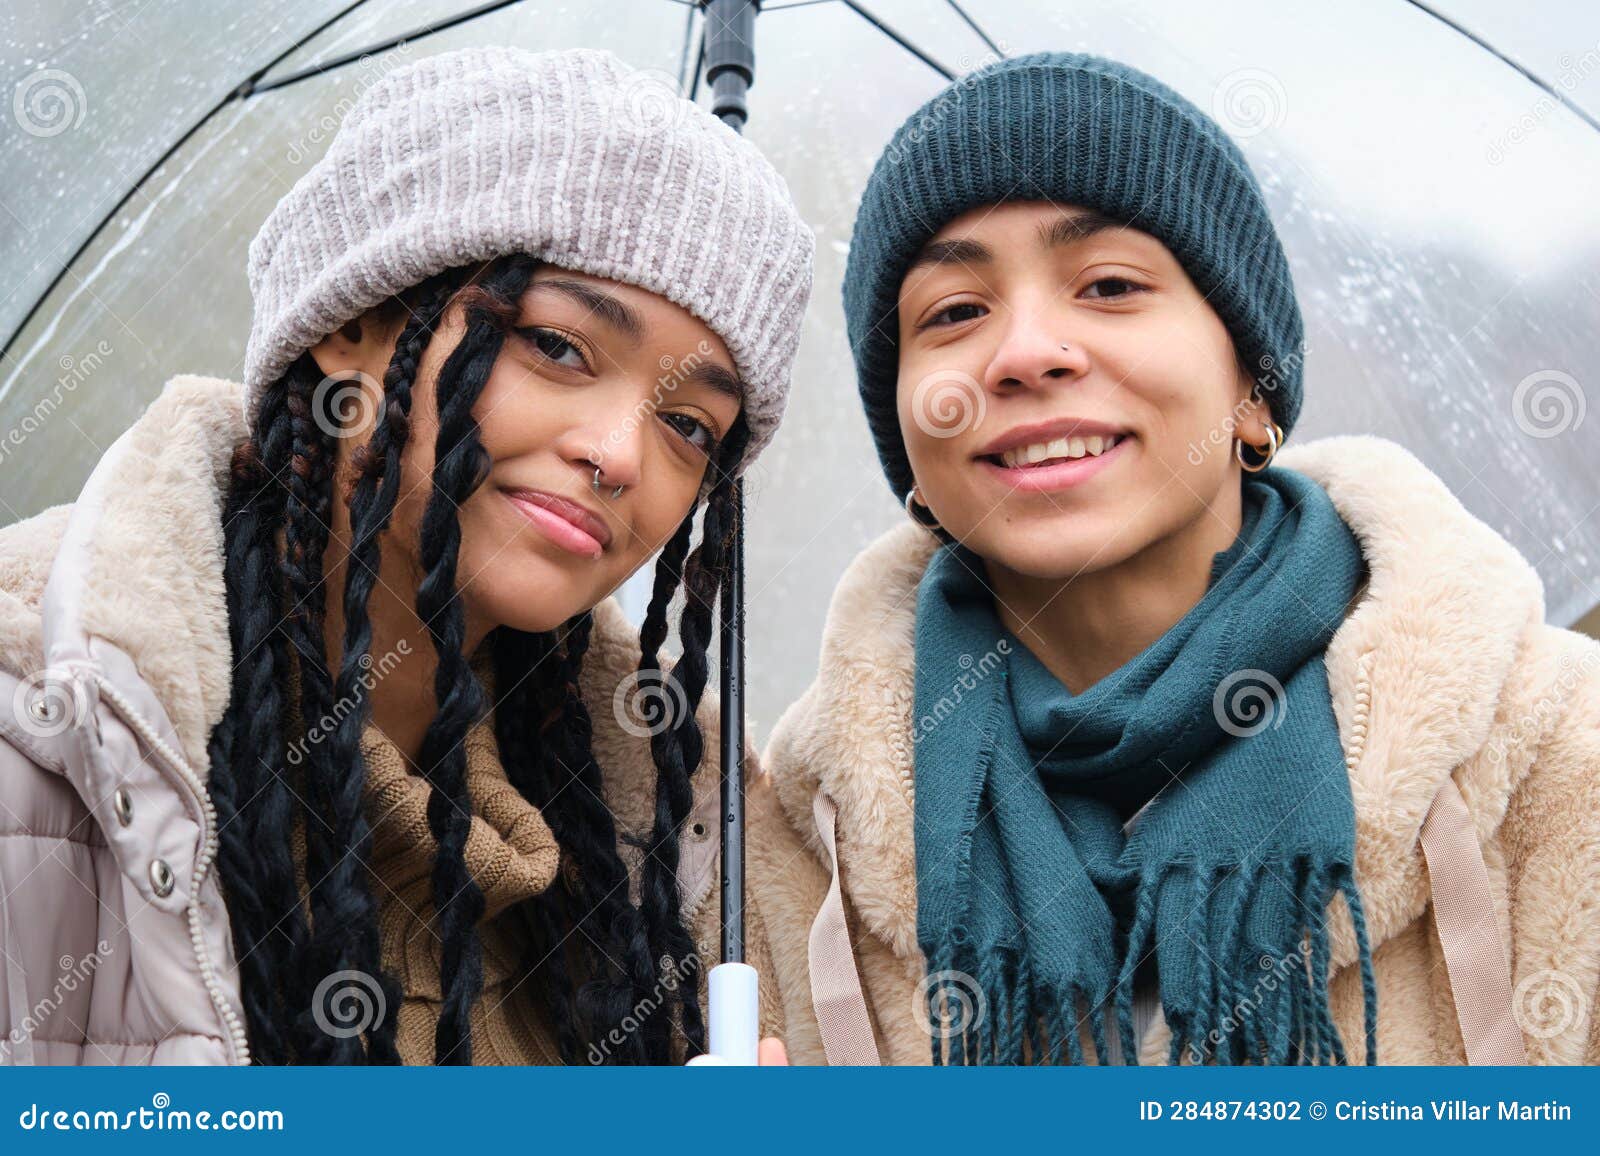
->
<box><xmin>1419</xmin><ymin>774</ymin><xmax>1528</xmax><ymax>1064</ymax></box>
<box><xmin>806</xmin><ymin>775</ymin><xmax>1528</xmax><ymax>1066</ymax></box>
<box><xmin>807</xmin><ymin>789</ymin><xmax>881</xmax><ymax>1065</ymax></box>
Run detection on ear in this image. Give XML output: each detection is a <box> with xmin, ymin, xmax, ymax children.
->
<box><xmin>308</xmin><ymin>308</ymin><xmax>397</xmax><ymax>379</ymax></box>
<box><xmin>1231</xmin><ymin>356</ymin><xmax>1273</xmax><ymax>441</ymax></box>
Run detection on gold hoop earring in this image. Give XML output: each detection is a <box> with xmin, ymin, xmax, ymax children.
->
<box><xmin>1235</xmin><ymin>419</ymin><xmax>1283</xmax><ymax>474</ymax></box>
<box><xmin>905</xmin><ymin>483</ymin><xmax>941</xmax><ymax>531</ymax></box>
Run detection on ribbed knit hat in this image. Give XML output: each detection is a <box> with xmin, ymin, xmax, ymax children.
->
<box><xmin>843</xmin><ymin>52</ymin><xmax>1303</xmax><ymax>500</ymax></box>
<box><xmin>245</xmin><ymin>46</ymin><xmax>814</xmax><ymax>470</ymax></box>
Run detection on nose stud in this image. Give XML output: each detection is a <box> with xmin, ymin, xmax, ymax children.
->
<box><xmin>592</xmin><ymin>465</ymin><xmax>624</xmax><ymax>500</ymax></box>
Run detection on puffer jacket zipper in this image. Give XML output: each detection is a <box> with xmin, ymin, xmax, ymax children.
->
<box><xmin>91</xmin><ymin>673</ymin><xmax>251</xmax><ymax>1065</ymax></box>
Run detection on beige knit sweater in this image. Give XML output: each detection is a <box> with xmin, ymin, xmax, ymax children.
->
<box><xmin>287</xmin><ymin>655</ymin><xmax>567</xmax><ymax>1064</ymax></box>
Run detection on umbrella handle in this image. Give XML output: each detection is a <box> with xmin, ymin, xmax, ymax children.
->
<box><xmin>685</xmin><ymin>962</ymin><xmax>761</xmax><ymax>1065</ymax></box>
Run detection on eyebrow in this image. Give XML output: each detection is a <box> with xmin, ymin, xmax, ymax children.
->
<box><xmin>905</xmin><ymin>210</ymin><xmax>1132</xmax><ymax>274</ymax></box>
<box><xmin>680</xmin><ymin>361</ymin><xmax>743</xmax><ymax>404</ymax></box>
<box><xmin>529</xmin><ymin>277</ymin><xmax>645</xmax><ymax>343</ymax></box>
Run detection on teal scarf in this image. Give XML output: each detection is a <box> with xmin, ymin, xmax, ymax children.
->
<box><xmin>913</xmin><ymin>465</ymin><xmax>1377</xmax><ymax>1065</ymax></box>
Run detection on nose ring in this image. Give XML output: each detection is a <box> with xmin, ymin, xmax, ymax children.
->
<box><xmin>593</xmin><ymin>465</ymin><xmax>624</xmax><ymax>500</ymax></box>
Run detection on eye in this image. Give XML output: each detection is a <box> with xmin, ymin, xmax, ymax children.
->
<box><xmin>517</xmin><ymin>326</ymin><xmax>589</xmax><ymax>371</ymax></box>
<box><xmin>1081</xmin><ymin>277</ymin><xmax>1145</xmax><ymax>300</ymax></box>
<box><xmin>918</xmin><ymin>301</ymin><xmax>987</xmax><ymax>329</ymax></box>
<box><xmin>661</xmin><ymin>411</ymin><xmax>717</xmax><ymax>456</ymax></box>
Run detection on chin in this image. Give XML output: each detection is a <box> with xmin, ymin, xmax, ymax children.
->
<box><xmin>965</xmin><ymin>510</ymin><xmax>1145</xmax><ymax>583</ymax></box>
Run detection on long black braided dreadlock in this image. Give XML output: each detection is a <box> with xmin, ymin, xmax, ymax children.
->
<box><xmin>208</xmin><ymin>253</ymin><xmax>748</xmax><ymax>1064</ymax></box>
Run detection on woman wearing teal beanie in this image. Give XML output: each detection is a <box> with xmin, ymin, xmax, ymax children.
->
<box><xmin>748</xmin><ymin>52</ymin><xmax>1600</xmax><ymax>1066</ymax></box>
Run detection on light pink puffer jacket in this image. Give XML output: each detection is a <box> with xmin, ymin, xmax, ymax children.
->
<box><xmin>0</xmin><ymin>374</ymin><xmax>746</xmax><ymax>1065</ymax></box>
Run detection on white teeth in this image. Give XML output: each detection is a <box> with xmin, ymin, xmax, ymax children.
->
<box><xmin>999</xmin><ymin>433</ymin><xmax>1120</xmax><ymax>468</ymax></box>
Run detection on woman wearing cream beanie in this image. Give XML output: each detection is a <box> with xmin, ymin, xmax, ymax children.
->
<box><xmin>0</xmin><ymin>44</ymin><xmax>811</xmax><ymax>1066</ymax></box>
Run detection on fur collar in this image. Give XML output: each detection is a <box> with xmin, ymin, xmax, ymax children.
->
<box><xmin>763</xmin><ymin>435</ymin><xmax>1553</xmax><ymax>971</ymax></box>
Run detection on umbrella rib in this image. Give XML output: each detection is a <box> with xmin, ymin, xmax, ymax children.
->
<box><xmin>242</xmin><ymin>0</ymin><xmax>529</xmax><ymax>95</ymax></box>
<box><xmin>840</xmin><ymin>1</ymin><xmax>955</xmax><ymax>81</ymax></box>
<box><xmin>1403</xmin><ymin>0</ymin><xmax>1600</xmax><ymax>136</ymax></box>
<box><xmin>944</xmin><ymin>0</ymin><xmax>1006</xmax><ymax>59</ymax></box>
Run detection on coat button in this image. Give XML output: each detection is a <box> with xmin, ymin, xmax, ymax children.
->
<box><xmin>149</xmin><ymin>858</ymin><xmax>175</xmax><ymax>897</ymax></box>
<box><xmin>113</xmin><ymin>787</ymin><xmax>133</xmax><ymax>826</ymax></box>
<box><xmin>689</xmin><ymin>820</ymin><xmax>709</xmax><ymax>840</ymax></box>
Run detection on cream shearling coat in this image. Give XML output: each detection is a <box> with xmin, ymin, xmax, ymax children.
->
<box><xmin>749</xmin><ymin>435</ymin><xmax>1600</xmax><ymax>1065</ymax></box>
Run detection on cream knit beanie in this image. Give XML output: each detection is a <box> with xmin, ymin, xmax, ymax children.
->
<box><xmin>244</xmin><ymin>45</ymin><xmax>814</xmax><ymax>469</ymax></box>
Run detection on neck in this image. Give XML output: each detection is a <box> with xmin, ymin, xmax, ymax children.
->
<box><xmin>318</xmin><ymin>527</ymin><xmax>494</xmax><ymax>769</ymax></box>
<box><xmin>985</xmin><ymin>479</ymin><xmax>1243</xmax><ymax>695</ymax></box>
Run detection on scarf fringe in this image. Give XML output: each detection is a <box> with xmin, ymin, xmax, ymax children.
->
<box><xmin>926</xmin><ymin>860</ymin><xmax>1380</xmax><ymax>1066</ymax></box>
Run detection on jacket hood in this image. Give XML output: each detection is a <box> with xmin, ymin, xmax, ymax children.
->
<box><xmin>764</xmin><ymin>434</ymin><xmax>1557</xmax><ymax>971</ymax></box>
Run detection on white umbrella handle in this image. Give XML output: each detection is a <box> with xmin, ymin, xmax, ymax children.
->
<box><xmin>685</xmin><ymin>962</ymin><xmax>760</xmax><ymax>1065</ymax></box>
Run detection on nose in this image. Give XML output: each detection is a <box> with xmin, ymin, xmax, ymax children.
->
<box><xmin>982</xmin><ymin>299</ymin><xmax>1092</xmax><ymax>394</ymax></box>
<box><xmin>556</xmin><ymin>407</ymin><xmax>645</xmax><ymax>496</ymax></box>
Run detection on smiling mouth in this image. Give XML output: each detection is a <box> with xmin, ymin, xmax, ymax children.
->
<box><xmin>501</xmin><ymin>488</ymin><xmax>612</xmax><ymax>559</ymax></box>
<box><xmin>977</xmin><ymin>432</ymin><xmax>1130</xmax><ymax>470</ymax></box>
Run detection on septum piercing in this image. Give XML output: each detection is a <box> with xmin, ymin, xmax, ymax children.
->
<box><xmin>592</xmin><ymin>465</ymin><xmax>624</xmax><ymax>500</ymax></box>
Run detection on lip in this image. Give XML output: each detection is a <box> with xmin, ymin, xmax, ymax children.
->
<box><xmin>502</xmin><ymin>488</ymin><xmax>613</xmax><ymax>559</ymax></box>
<box><xmin>976</xmin><ymin>430</ymin><xmax>1133</xmax><ymax>493</ymax></box>
<box><xmin>974</xmin><ymin>416</ymin><xmax>1131</xmax><ymax>459</ymax></box>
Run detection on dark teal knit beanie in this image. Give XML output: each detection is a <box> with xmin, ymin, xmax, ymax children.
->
<box><xmin>843</xmin><ymin>52</ymin><xmax>1305</xmax><ymax>501</ymax></box>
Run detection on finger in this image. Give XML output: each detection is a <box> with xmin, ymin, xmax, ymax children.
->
<box><xmin>758</xmin><ymin>1037</ymin><xmax>789</xmax><ymax>1066</ymax></box>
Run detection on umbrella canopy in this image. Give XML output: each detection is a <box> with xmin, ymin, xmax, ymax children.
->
<box><xmin>2</xmin><ymin>0</ymin><xmax>1597</xmax><ymax>736</ymax></box>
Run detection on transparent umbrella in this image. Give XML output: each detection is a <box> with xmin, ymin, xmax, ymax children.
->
<box><xmin>3</xmin><ymin>1</ymin><xmax>1596</xmax><ymax>735</ymax></box>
